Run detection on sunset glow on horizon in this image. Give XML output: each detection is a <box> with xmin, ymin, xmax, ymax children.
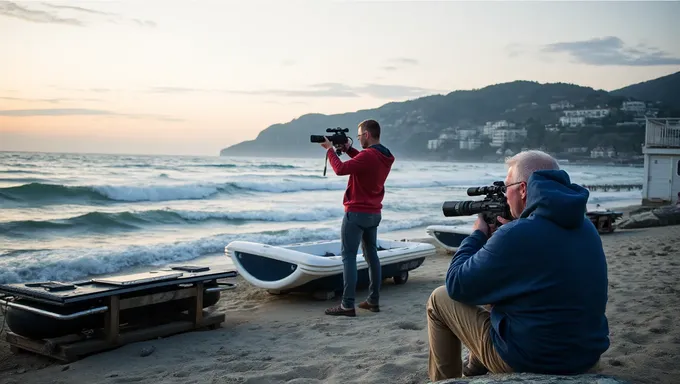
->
<box><xmin>2</xmin><ymin>0</ymin><xmax>679</xmax><ymax>156</ymax></box>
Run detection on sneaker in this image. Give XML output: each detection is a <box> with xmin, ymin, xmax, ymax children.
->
<box><xmin>325</xmin><ymin>304</ymin><xmax>356</xmax><ymax>317</ymax></box>
<box><xmin>358</xmin><ymin>301</ymin><xmax>380</xmax><ymax>312</ymax></box>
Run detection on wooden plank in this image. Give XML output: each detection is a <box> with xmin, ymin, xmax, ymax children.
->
<box><xmin>6</xmin><ymin>312</ymin><xmax>225</xmax><ymax>363</ymax></box>
<box><xmin>104</xmin><ymin>295</ymin><xmax>120</xmax><ymax>344</ymax></box>
<box><xmin>60</xmin><ymin>312</ymin><xmax>224</xmax><ymax>359</ymax></box>
<box><xmin>190</xmin><ymin>282</ymin><xmax>203</xmax><ymax>325</ymax></box>
<box><xmin>5</xmin><ymin>332</ymin><xmax>71</xmax><ymax>363</ymax></box>
<box><xmin>118</xmin><ymin>287</ymin><xmax>196</xmax><ymax>310</ymax></box>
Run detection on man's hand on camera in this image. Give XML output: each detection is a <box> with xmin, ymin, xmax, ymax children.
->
<box><xmin>496</xmin><ymin>216</ymin><xmax>511</xmax><ymax>225</ymax></box>
<box><xmin>472</xmin><ymin>215</ymin><xmax>490</xmax><ymax>237</ymax></box>
<box><xmin>341</xmin><ymin>142</ymin><xmax>352</xmax><ymax>152</ymax></box>
<box><xmin>320</xmin><ymin>137</ymin><xmax>333</xmax><ymax>150</ymax></box>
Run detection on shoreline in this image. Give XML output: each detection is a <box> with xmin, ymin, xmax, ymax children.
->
<box><xmin>1</xmin><ymin>214</ymin><xmax>679</xmax><ymax>383</ymax></box>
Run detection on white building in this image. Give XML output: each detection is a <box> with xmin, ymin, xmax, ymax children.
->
<box><xmin>483</xmin><ymin>120</ymin><xmax>515</xmax><ymax>136</ymax></box>
<box><xmin>456</xmin><ymin>129</ymin><xmax>478</xmax><ymax>140</ymax></box>
<box><xmin>427</xmin><ymin>139</ymin><xmax>443</xmax><ymax>150</ymax></box>
<box><xmin>641</xmin><ymin>117</ymin><xmax>680</xmax><ymax>205</ymax></box>
<box><xmin>621</xmin><ymin>101</ymin><xmax>647</xmax><ymax>115</ymax></box>
<box><xmin>590</xmin><ymin>146</ymin><xmax>616</xmax><ymax>158</ymax></box>
<box><xmin>459</xmin><ymin>138</ymin><xmax>482</xmax><ymax>150</ymax></box>
<box><xmin>490</xmin><ymin>128</ymin><xmax>527</xmax><ymax>147</ymax></box>
<box><xmin>560</xmin><ymin>116</ymin><xmax>586</xmax><ymax>127</ymax></box>
<box><xmin>563</xmin><ymin>108</ymin><xmax>610</xmax><ymax>119</ymax></box>
<box><xmin>550</xmin><ymin>100</ymin><xmax>574</xmax><ymax>110</ymax></box>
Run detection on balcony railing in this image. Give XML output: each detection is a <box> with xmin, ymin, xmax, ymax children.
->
<box><xmin>644</xmin><ymin>118</ymin><xmax>680</xmax><ymax>148</ymax></box>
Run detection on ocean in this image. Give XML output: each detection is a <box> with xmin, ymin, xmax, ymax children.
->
<box><xmin>0</xmin><ymin>151</ymin><xmax>644</xmax><ymax>285</ymax></box>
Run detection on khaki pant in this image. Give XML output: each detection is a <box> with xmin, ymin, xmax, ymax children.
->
<box><xmin>426</xmin><ymin>285</ymin><xmax>513</xmax><ymax>381</ymax></box>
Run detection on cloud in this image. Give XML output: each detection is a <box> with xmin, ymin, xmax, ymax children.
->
<box><xmin>380</xmin><ymin>57</ymin><xmax>419</xmax><ymax>71</ymax></box>
<box><xmin>389</xmin><ymin>58</ymin><xmax>419</xmax><ymax>65</ymax></box>
<box><xmin>532</xmin><ymin>36</ymin><xmax>680</xmax><ymax>66</ymax></box>
<box><xmin>0</xmin><ymin>1</ymin><xmax>82</xmax><ymax>25</ymax></box>
<box><xmin>147</xmin><ymin>82</ymin><xmax>438</xmax><ymax>99</ymax></box>
<box><xmin>148</xmin><ymin>87</ymin><xmax>204</xmax><ymax>94</ymax></box>
<box><xmin>41</xmin><ymin>3</ymin><xmax>113</xmax><ymax>16</ymax></box>
<box><xmin>0</xmin><ymin>108</ymin><xmax>182</xmax><ymax>122</ymax></box>
<box><xmin>0</xmin><ymin>96</ymin><xmax>100</xmax><ymax>103</ymax></box>
<box><xmin>0</xmin><ymin>1</ymin><xmax>155</xmax><ymax>28</ymax></box>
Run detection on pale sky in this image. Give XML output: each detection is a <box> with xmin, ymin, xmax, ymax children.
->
<box><xmin>1</xmin><ymin>0</ymin><xmax>679</xmax><ymax>156</ymax></box>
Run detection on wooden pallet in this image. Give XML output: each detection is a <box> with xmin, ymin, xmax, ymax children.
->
<box><xmin>4</xmin><ymin>282</ymin><xmax>226</xmax><ymax>363</ymax></box>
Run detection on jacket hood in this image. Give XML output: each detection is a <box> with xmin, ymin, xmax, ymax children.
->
<box><xmin>520</xmin><ymin>169</ymin><xmax>589</xmax><ymax>229</ymax></box>
<box><xmin>369</xmin><ymin>144</ymin><xmax>395</xmax><ymax>166</ymax></box>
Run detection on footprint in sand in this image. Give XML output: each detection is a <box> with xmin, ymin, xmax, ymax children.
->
<box><xmin>608</xmin><ymin>359</ymin><xmax>625</xmax><ymax>367</ymax></box>
<box><xmin>649</xmin><ymin>327</ymin><xmax>668</xmax><ymax>334</ymax></box>
<box><xmin>114</xmin><ymin>377</ymin><xmax>145</xmax><ymax>383</ymax></box>
<box><xmin>394</xmin><ymin>321</ymin><xmax>424</xmax><ymax>331</ymax></box>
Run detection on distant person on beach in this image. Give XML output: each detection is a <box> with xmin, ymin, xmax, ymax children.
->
<box><xmin>319</xmin><ymin>119</ymin><xmax>395</xmax><ymax>317</ymax></box>
<box><xmin>426</xmin><ymin>150</ymin><xmax>610</xmax><ymax>380</ymax></box>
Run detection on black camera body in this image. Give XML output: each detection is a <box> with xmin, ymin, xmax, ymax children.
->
<box><xmin>442</xmin><ymin>181</ymin><xmax>513</xmax><ymax>226</ymax></box>
<box><xmin>310</xmin><ymin>127</ymin><xmax>350</xmax><ymax>155</ymax></box>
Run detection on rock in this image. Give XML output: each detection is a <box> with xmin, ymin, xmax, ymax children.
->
<box><xmin>616</xmin><ymin>211</ymin><xmax>662</xmax><ymax>229</ymax></box>
<box><xmin>651</xmin><ymin>205</ymin><xmax>680</xmax><ymax>225</ymax></box>
<box><xmin>433</xmin><ymin>372</ymin><xmax>630</xmax><ymax>383</ymax></box>
<box><xmin>139</xmin><ymin>345</ymin><xmax>155</xmax><ymax>357</ymax></box>
<box><xmin>615</xmin><ymin>205</ymin><xmax>680</xmax><ymax>229</ymax></box>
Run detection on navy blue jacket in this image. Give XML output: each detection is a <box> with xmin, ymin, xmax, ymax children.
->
<box><xmin>446</xmin><ymin>169</ymin><xmax>610</xmax><ymax>374</ymax></box>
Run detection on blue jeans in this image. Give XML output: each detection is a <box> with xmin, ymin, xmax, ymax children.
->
<box><xmin>340</xmin><ymin>211</ymin><xmax>382</xmax><ymax>308</ymax></box>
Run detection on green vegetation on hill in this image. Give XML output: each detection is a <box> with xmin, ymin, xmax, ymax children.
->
<box><xmin>220</xmin><ymin>71</ymin><xmax>680</xmax><ymax>161</ymax></box>
<box><xmin>611</xmin><ymin>71</ymin><xmax>680</xmax><ymax>112</ymax></box>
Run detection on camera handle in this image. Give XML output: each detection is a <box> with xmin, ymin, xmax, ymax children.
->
<box><xmin>322</xmin><ymin>148</ymin><xmax>342</xmax><ymax>176</ymax></box>
<box><xmin>323</xmin><ymin>151</ymin><xmax>329</xmax><ymax>176</ymax></box>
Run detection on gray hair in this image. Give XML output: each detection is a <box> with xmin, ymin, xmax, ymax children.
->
<box><xmin>505</xmin><ymin>150</ymin><xmax>560</xmax><ymax>183</ymax></box>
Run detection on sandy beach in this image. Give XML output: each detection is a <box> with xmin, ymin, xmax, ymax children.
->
<box><xmin>1</xmin><ymin>221</ymin><xmax>679</xmax><ymax>384</ymax></box>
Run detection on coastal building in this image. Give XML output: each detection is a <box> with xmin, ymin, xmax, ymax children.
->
<box><xmin>490</xmin><ymin>128</ymin><xmax>527</xmax><ymax>147</ymax></box>
<box><xmin>641</xmin><ymin>117</ymin><xmax>680</xmax><ymax>205</ymax></box>
<box><xmin>563</xmin><ymin>108</ymin><xmax>610</xmax><ymax>119</ymax></box>
<box><xmin>550</xmin><ymin>100</ymin><xmax>574</xmax><ymax>111</ymax></box>
<box><xmin>621</xmin><ymin>101</ymin><xmax>647</xmax><ymax>115</ymax></box>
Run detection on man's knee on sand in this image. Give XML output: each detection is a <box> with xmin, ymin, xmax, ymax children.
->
<box><xmin>428</xmin><ymin>285</ymin><xmax>448</xmax><ymax>309</ymax></box>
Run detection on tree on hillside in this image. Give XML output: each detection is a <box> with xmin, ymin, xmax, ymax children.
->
<box><xmin>524</xmin><ymin>117</ymin><xmax>546</xmax><ymax>148</ymax></box>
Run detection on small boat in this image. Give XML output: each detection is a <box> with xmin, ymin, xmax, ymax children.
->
<box><xmin>425</xmin><ymin>225</ymin><xmax>473</xmax><ymax>252</ymax></box>
<box><xmin>225</xmin><ymin>238</ymin><xmax>436</xmax><ymax>295</ymax></box>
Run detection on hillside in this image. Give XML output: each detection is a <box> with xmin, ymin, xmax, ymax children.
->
<box><xmin>220</xmin><ymin>71</ymin><xmax>680</xmax><ymax>160</ymax></box>
<box><xmin>611</xmin><ymin>71</ymin><xmax>680</xmax><ymax>110</ymax></box>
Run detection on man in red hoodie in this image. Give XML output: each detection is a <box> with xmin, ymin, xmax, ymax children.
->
<box><xmin>319</xmin><ymin>119</ymin><xmax>395</xmax><ymax>317</ymax></box>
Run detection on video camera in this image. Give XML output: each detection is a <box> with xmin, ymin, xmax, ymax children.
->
<box><xmin>441</xmin><ymin>181</ymin><xmax>513</xmax><ymax>227</ymax></box>
<box><xmin>310</xmin><ymin>127</ymin><xmax>351</xmax><ymax>155</ymax></box>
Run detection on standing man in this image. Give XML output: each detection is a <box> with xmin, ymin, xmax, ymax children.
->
<box><xmin>319</xmin><ymin>119</ymin><xmax>395</xmax><ymax>317</ymax></box>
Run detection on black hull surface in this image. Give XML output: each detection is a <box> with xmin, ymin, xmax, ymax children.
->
<box><xmin>431</xmin><ymin>230</ymin><xmax>469</xmax><ymax>249</ymax></box>
<box><xmin>278</xmin><ymin>256</ymin><xmax>425</xmax><ymax>295</ymax></box>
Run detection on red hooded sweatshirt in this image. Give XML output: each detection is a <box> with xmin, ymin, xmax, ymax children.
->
<box><xmin>326</xmin><ymin>144</ymin><xmax>395</xmax><ymax>213</ymax></box>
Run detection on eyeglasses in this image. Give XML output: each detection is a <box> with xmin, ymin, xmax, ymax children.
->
<box><xmin>502</xmin><ymin>181</ymin><xmax>523</xmax><ymax>193</ymax></box>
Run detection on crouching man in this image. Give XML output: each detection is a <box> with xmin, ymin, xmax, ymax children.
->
<box><xmin>426</xmin><ymin>150</ymin><xmax>610</xmax><ymax>381</ymax></box>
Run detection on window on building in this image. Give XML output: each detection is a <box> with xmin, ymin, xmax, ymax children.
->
<box><xmin>677</xmin><ymin>160</ymin><xmax>680</xmax><ymax>176</ymax></box>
